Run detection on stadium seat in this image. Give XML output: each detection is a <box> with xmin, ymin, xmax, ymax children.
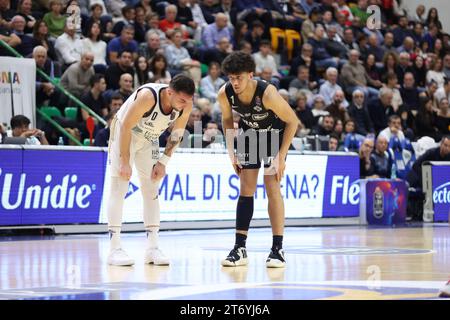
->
<box><xmin>200</xmin><ymin>63</ymin><xmax>208</xmax><ymax>77</ymax></box>
<box><xmin>83</xmin><ymin>138</ymin><xmax>94</xmax><ymax>146</ymax></box>
<box><xmin>343</xmin><ymin>133</ymin><xmax>363</xmax><ymax>152</ymax></box>
<box><xmin>388</xmin><ymin>137</ymin><xmax>415</xmax><ymax>179</ymax></box>
<box><xmin>64</xmin><ymin>107</ymin><xmax>78</xmax><ymax>121</ymax></box>
<box><xmin>285</xmin><ymin>29</ymin><xmax>301</xmax><ymax>62</ymax></box>
<box><xmin>401</xmin><ymin>138</ymin><xmax>416</xmax><ymax>178</ymax></box>
<box><xmin>39</xmin><ymin>106</ymin><xmax>62</xmax><ymax>119</ymax></box>
<box><xmin>291</xmin><ymin>137</ymin><xmax>303</xmax><ymax>151</ymax></box>
<box><xmin>270</xmin><ymin>27</ymin><xmax>286</xmax><ymax>55</ymax></box>
<box><xmin>188</xmin><ymin>134</ymin><xmax>203</xmax><ymax>148</ymax></box>
<box><xmin>212</xmin><ymin>134</ymin><xmax>224</xmax><ymax>144</ymax></box>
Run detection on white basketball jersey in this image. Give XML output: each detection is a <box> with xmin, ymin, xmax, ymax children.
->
<box><xmin>116</xmin><ymin>83</ymin><xmax>182</xmax><ymax>142</ymax></box>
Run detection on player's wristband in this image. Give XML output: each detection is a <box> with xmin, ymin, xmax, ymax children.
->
<box><xmin>158</xmin><ymin>154</ymin><xmax>171</xmax><ymax>166</ymax></box>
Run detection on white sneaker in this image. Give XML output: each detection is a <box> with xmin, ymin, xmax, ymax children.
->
<box><xmin>144</xmin><ymin>248</ymin><xmax>170</xmax><ymax>265</ymax></box>
<box><xmin>439</xmin><ymin>280</ymin><xmax>450</xmax><ymax>298</ymax></box>
<box><xmin>221</xmin><ymin>246</ymin><xmax>248</xmax><ymax>267</ymax></box>
<box><xmin>266</xmin><ymin>248</ymin><xmax>286</xmax><ymax>268</ymax></box>
<box><xmin>107</xmin><ymin>248</ymin><xmax>135</xmax><ymax>266</ymax></box>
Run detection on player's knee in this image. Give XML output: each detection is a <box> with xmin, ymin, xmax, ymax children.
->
<box><xmin>140</xmin><ymin>176</ymin><xmax>159</xmax><ymax>199</ymax></box>
<box><xmin>265</xmin><ymin>184</ymin><xmax>282</xmax><ymax>198</ymax></box>
<box><xmin>240</xmin><ymin>182</ymin><xmax>257</xmax><ymax>196</ymax></box>
<box><xmin>264</xmin><ymin>177</ymin><xmax>281</xmax><ymax>197</ymax></box>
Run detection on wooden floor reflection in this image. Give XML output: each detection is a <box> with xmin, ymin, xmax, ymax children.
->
<box><xmin>0</xmin><ymin>225</ymin><xmax>449</xmax><ymax>300</ymax></box>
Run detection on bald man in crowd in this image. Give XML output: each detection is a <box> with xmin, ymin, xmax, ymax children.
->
<box><xmin>60</xmin><ymin>52</ymin><xmax>95</xmax><ymax>98</ymax></box>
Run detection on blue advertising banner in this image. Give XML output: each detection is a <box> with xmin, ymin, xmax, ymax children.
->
<box><xmin>364</xmin><ymin>180</ymin><xmax>407</xmax><ymax>225</ymax></box>
<box><xmin>322</xmin><ymin>155</ymin><xmax>360</xmax><ymax>217</ymax></box>
<box><xmin>2</xmin><ymin>148</ymin><xmax>360</xmax><ymax>226</ymax></box>
<box><xmin>0</xmin><ymin>149</ymin><xmax>23</xmax><ymax>225</ymax></box>
<box><xmin>0</xmin><ymin>149</ymin><xmax>105</xmax><ymax>225</ymax></box>
<box><xmin>100</xmin><ymin>152</ymin><xmax>361</xmax><ymax>223</ymax></box>
<box><xmin>431</xmin><ymin>165</ymin><xmax>450</xmax><ymax>222</ymax></box>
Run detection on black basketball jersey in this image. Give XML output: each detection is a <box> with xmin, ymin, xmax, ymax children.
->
<box><xmin>225</xmin><ymin>80</ymin><xmax>285</xmax><ymax>132</ymax></box>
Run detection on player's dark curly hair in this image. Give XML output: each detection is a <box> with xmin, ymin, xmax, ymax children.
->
<box><xmin>221</xmin><ymin>51</ymin><xmax>256</xmax><ymax>75</ymax></box>
<box><xmin>169</xmin><ymin>74</ymin><xmax>195</xmax><ymax>96</ymax></box>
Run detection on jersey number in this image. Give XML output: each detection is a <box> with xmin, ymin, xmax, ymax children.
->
<box><xmin>151</xmin><ymin>112</ymin><xmax>158</xmax><ymax>121</ymax></box>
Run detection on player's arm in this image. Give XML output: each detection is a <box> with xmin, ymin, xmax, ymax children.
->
<box><xmin>218</xmin><ymin>85</ymin><xmax>242</xmax><ymax>175</ymax></box>
<box><xmin>263</xmin><ymin>84</ymin><xmax>300</xmax><ymax>180</ymax></box>
<box><xmin>163</xmin><ymin>103</ymin><xmax>193</xmax><ymax>158</ymax></box>
<box><xmin>151</xmin><ymin>103</ymin><xmax>193</xmax><ymax>181</ymax></box>
<box><xmin>217</xmin><ymin>86</ymin><xmax>239</xmax><ymax>166</ymax></box>
<box><xmin>263</xmin><ymin>84</ymin><xmax>300</xmax><ymax>156</ymax></box>
<box><xmin>119</xmin><ymin>89</ymin><xmax>155</xmax><ymax>179</ymax></box>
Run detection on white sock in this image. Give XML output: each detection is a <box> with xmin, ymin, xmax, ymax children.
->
<box><xmin>107</xmin><ymin>177</ymin><xmax>129</xmax><ymax>251</ymax></box>
<box><xmin>109</xmin><ymin>226</ymin><xmax>121</xmax><ymax>250</ymax></box>
<box><xmin>145</xmin><ymin>226</ymin><xmax>159</xmax><ymax>249</ymax></box>
<box><xmin>139</xmin><ymin>176</ymin><xmax>161</xmax><ymax>250</ymax></box>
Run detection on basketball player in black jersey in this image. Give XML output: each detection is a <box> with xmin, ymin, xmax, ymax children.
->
<box><xmin>218</xmin><ymin>51</ymin><xmax>301</xmax><ymax>268</ymax></box>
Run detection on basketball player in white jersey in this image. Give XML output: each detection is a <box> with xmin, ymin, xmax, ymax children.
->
<box><xmin>106</xmin><ymin>74</ymin><xmax>195</xmax><ymax>266</ymax></box>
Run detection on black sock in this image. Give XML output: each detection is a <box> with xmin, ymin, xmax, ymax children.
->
<box><xmin>235</xmin><ymin>233</ymin><xmax>247</xmax><ymax>248</ymax></box>
<box><xmin>272</xmin><ymin>235</ymin><xmax>283</xmax><ymax>250</ymax></box>
<box><xmin>236</xmin><ymin>196</ymin><xmax>254</xmax><ymax>231</ymax></box>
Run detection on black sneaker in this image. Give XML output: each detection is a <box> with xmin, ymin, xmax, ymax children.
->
<box><xmin>221</xmin><ymin>246</ymin><xmax>248</xmax><ymax>267</ymax></box>
<box><xmin>266</xmin><ymin>248</ymin><xmax>286</xmax><ymax>268</ymax></box>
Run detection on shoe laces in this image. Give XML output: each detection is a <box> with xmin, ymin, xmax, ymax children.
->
<box><xmin>150</xmin><ymin>248</ymin><xmax>166</xmax><ymax>257</ymax></box>
<box><xmin>226</xmin><ymin>247</ymin><xmax>242</xmax><ymax>262</ymax></box>
<box><xmin>112</xmin><ymin>248</ymin><xmax>128</xmax><ymax>257</ymax></box>
<box><xmin>269</xmin><ymin>248</ymin><xmax>285</xmax><ymax>262</ymax></box>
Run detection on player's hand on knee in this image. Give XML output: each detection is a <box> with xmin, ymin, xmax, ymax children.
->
<box><xmin>119</xmin><ymin>162</ymin><xmax>132</xmax><ymax>181</ymax></box>
<box><xmin>268</xmin><ymin>155</ymin><xmax>285</xmax><ymax>182</ymax></box>
<box><xmin>233</xmin><ymin>163</ymin><xmax>242</xmax><ymax>176</ymax></box>
<box><xmin>232</xmin><ymin>154</ymin><xmax>243</xmax><ymax>176</ymax></box>
<box><xmin>151</xmin><ymin>162</ymin><xmax>166</xmax><ymax>181</ymax></box>
<box><xmin>275</xmin><ymin>156</ymin><xmax>286</xmax><ymax>182</ymax></box>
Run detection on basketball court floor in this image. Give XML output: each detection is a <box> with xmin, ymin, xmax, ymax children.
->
<box><xmin>0</xmin><ymin>224</ymin><xmax>449</xmax><ymax>300</ymax></box>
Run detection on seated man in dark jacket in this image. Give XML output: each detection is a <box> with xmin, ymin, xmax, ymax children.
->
<box><xmin>359</xmin><ymin>137</ymin><xmax>376</xmax><ymax>178</ymax></box>
<box><xmin>308</xmin><ymin>25</ymin><xmax>339</xmax><ymax>70</ymax></box>
<box><xmin>406</xmin><ymin>136</ymin><xmax>450</xmax><ymax>189</ymax></box>
<box><xmin>371</xmin><ymin>135</ymin><xmax>393</xmax><ymax>179</ymax></box>
<box><xmin>368</xmin><ymin>87</ymin><xmax>396</xmax><ymax>134</ymax></box>
<box><xmin>400</xmin><ymin>72</ymin><xmax>420</xmax><ymax>112</ymax></box>
<box><xmin>348</xmin><ymin>89</ymin><xmax>374</xmax><ymax>135</ymax></box>
<box><xmin>33</xmin><ymin>46</ymin><xmax>62</xmax><ymax>108</ymax></box>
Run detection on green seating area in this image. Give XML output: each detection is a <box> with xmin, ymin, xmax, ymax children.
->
<box><xmin>39</xmin><ymin>106</ymin><xmax>62</xmax><ymax>118</ymax></box>
<box><xmin>64</xmin><ymin>107</ymin><xmax>78</xmax><ymax>121</ymax></box>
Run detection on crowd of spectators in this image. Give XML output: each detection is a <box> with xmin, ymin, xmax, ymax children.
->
<box><xmin>0</xmin><ymin>0</ymin><xmax>449</xmax><ymax>174</ymax></box>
